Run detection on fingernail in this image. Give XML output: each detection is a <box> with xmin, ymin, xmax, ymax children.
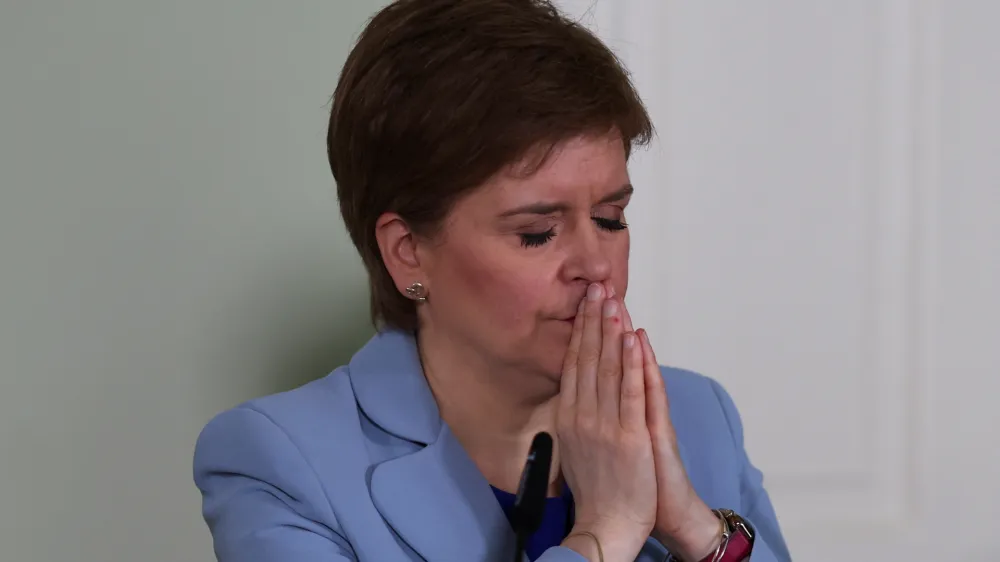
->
<box><xmin>624</xmin><ymin>332</ymin><xmax>636</xmax><ymax>348</ymax></box>
<box><xmin>606</xmin><ymin>283</ymin><xmax>616</xmax><ymax>297</ymax></box>
<box><xmin>603</xmin><ymin>299</ymin><xmax>618</xmax><ymax>318</ymax></box>
<box><xmin>587</xmin><ymin>283</ymin><xmax>603</xmax><ymax>301</ymax></box>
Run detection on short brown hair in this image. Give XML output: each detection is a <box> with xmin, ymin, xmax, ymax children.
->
<box><xmin>328</xmin><ymin>0</ymin><xmax>653</xmax><ymax>332</ymax></box>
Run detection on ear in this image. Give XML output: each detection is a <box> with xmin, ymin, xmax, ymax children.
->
<box><xmin>374</xmin><ymin>212</ymin><xmax>427</xmax><ymax>297</ymax></box>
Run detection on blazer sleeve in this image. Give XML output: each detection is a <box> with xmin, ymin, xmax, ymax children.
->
<box><xmin>193</xmin><ymin>407</ymin><xmax>357</xmax><ymax>562</ymax></box>
<box><xmin>708</xmin><ymin>379</ymin><xmax>793</xmax><ymax>562</ymax></box>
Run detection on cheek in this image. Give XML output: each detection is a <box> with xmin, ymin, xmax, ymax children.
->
<box><xmin>445</xmin><ymin>247</ymin><xmax>552</xmax><ymax>324</ymax></box>
<box><xmin>622</xmin><ymin>237</ymin><xmax>630</xmax><ymax>285</ymax></box>
<box><xmin>612</xmin><ymin>232</ymin><xmax>631</xmax><ymax>295</ymax></box>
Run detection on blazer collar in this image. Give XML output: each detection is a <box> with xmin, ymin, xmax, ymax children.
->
<box><xmin>369</xmin><ymin>422</ymin><xmax>519</xmax><ymax>561</ymax></box>
<box><xmin>345</xmin><ymin>329</ymin><xmax>690</xmax><ymax>561</ymax></box>
<box><xmin>348</xmin><ymin>329</ymin><xmax>519</xmax><ymax>561</ymax></box>
<box><xmin>348</xmin><ymin>328</ymin><xmax>441</xmax><ymax>445</ymax></box>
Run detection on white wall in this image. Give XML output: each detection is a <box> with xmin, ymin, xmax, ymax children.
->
<box><xmin>558</xmin><ymin>0</ymin><xmax>1000</xmax><ymax>559</ymax></box>
<box><xmin>0</xmin><ymin>1</ymin><xmax>382</xmax><ymax>561</ymax></box>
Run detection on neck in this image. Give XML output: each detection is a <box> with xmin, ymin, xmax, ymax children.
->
<box><xmin>416</xmin><ymin>327</ymin><xmax>563</xmax><ymax>496</ymax></box>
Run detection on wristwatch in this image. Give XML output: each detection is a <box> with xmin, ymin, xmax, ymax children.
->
<box><xmin>665</xmin><ymin>509</ymin><xmax>755</xmax><ymax>562</ymax></box>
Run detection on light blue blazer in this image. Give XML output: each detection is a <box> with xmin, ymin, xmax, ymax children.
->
<box><xmin>194</xmin><ymin>329</ymin><xmax>791</xmax><ymax>561</ymax></box>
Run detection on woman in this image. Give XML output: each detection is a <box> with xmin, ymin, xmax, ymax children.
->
<box><xmin>193</xmin><ymin>1</ymin><xmax>791</xmax><ymax>561</ymax></box>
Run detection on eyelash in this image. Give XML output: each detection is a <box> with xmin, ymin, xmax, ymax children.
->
<box><xmin>519</xmin><ymin>217</ymin><xmax>628</xmax><ymax>248</ymax></box>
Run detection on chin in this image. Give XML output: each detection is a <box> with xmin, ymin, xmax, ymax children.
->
<box><xmin>535</xmin><ymin>335</ymin><xmax>571</xmax><ymax>380</ymax></box>
<box><xmin>537</xmin><ymin>358</ymin><xmax>564</xmax><ymax>381</ymax></box>
<box><xmin>505</xmin><ymin>323</ymin><xmax>571</xmax><ymax>383</ymax></box>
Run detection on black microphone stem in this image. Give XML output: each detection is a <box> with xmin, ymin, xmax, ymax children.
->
<box><xmin>513</xmin><ymin>533</ymin><xmax>527</xmax><ymax>562</ymax></box>
<box><xmin>511</xmin><ymin>432</ymin><xmax>553</xmax><ymax>562</ymax></box>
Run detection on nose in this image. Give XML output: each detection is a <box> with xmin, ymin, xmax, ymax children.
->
<box><xmin>561</xmin><ymin>223</ymin><xmax>613</xmax><ymax>284</ymax></box>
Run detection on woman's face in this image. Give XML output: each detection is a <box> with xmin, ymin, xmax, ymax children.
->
<box><xmin>418</xmin><ymin>132</ymin><xmax>632</xmax><ymax>380</ymax></box>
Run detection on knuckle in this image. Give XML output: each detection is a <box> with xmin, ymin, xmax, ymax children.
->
<box><xmin>577</xmin><ymin>349</ymin><xmax>600</xmax><ymax>368</ymax></box>
<box><xmin>556</xmin><ymin>419</ymin><xmax>574</xmax><ymax>438</ymax></box>
<box><xmin>620</xmin><ymin>380</ymin><xmax>645</xmax><ymax>399</ymax></box>
<box><xmin>598</xmin><ymin>424</ymin><xmax>618</xmax><ymax>443</ymax></box>
<box><xmin>561</xmin><ymin>357</ymin><xmax>578</xmax><ymax>372</ymax></box>
<box><xmin>596</xmin><ymin>363</ymin><xmax>619</xmax><ymax>379</ymax></box>
<box><xmin>597</xmin><ymin>356</ymin><xmax>622</xmax><ymax>378</ymax></box>
<box><xmin>620</xmin><ymin>432</ymin><xmax>649</xmax><ymax>453</ymax></box>
<box><xmin>583</xmin><ymin>426</ymin><xmax>606</xmax><ymax>446</ymax></box>
<box><xmin>615</xmin><ymin>432</ymin><xmax>635</xmax><ymax>450</ymax></box>
<box><xmin>599</xmin><ymin>428</ymin><xmax>623</xmax><ymax>450</ymax></box>
<box><xmin>575</xmin><ymin>414</ymin><xmax>597</xmax><ymax>434</ymax></box>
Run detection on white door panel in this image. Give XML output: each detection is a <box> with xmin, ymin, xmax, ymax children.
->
<box><xmin>556</xmin><ymin>1</ymin><xmax>1000</xmax><ymax>559</ymax></box>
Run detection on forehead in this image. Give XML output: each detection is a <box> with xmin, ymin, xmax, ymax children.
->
<box><xmin>477</xmin><ymin>134</ymin><xmax>630</xmax><ymax>206</ymax></box>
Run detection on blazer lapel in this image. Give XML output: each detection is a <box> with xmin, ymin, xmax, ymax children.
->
<box><xmin>347</xmin><ymin>330</ymin><xmax>699</xmax><ymax>562</ymax></box>
<box><xmin>370</xmin><ymin>423</ymin><xmax>517</xmax><ymax>562</ymax></box>
<box><xmin>349</xmin><ymin>329</ymin><xmax>518</xmax><ymax>561</ymax></box>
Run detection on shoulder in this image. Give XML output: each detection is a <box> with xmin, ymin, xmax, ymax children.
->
<box><xmin>660</xmin><ymin>365</ymin><xmax>736</xmax><ymax>409</ymax></box>
<box><xmin>659</xmin><ymin>364</ymin><xmax>717</xmax><ymax>395</ymax></box>
<box><xmin>192</xmin><ymin>369</ymin><xmax>371</xmax><ymax>555</ymax></box>
<box><xmin>243</xmin><ymin>366</ymin><xmax>359</xmax><ymax>427</ymax></box>
<box><xmin>193</xmin><ymin>367</ymin><xmax>362</xmax><ymax>484</ymax></box>
<box><xmin>658</xmin><ymin>365</ymin><xmax>748</xmax><ymax>447</ymax></box>
<box><xmin>659</xmin><ymin>367</ymin><xmax>791</xmax><ymax>558</ymax></box>
<box><xmin>199</xmin><ymin>367</ymin><xmax>355</xmax><ymax>433</ymax></box>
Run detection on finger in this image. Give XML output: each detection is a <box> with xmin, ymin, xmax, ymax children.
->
<box><xmin>639</xmin><ymin>329</ymin><xmax>674</xmax><ymax>439</ymax></box>
<box><xmin>620</xmin><ymin>298</ymin><xmax>634</xmax><ymax>332</ymax></box>
<box><xmin>596</xmin><ymin>297</ymin><xmax>624</xmax><ymax>421</ymax></box>
<box><xmin>576</xmin><ymin>283</ymin><xmax>605</xmax><ymax>415</ymax></box>
<box><xmin>559</xmin><ymin>298</ymin><xmax>587</xmax><ymax>411</ymax></box>
<box><xmin>604</xmin><ymin>281</ymin><xmax>633</xmax><ymax>332</ymax></box>
<box><xmin>619</xmin><ymin>331</ymin><xmax>646</xmax><ymax>429</ymax></box>
<box><xmin>638</xmin><ymin>329</ymin><xmax>666</xmax><ymax>397</ymax></box>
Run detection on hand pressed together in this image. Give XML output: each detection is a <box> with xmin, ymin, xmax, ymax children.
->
<box><xmin>557</xmin><ymin>282</ymin><xmax>721</xmax><ymax>562</ymax></box>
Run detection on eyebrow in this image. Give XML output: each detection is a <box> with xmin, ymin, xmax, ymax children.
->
<box><xmin>497</xmin><ymin>184</ymin><xmax>634</xmax><ymax>218</ymax></box>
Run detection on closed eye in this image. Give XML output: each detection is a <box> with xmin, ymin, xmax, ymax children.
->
<box><xmin>518</xmin><ymin>217</ymin><xmax>627</xmax><ymax>248</ymax></box>
<box><xmin>593</xmin><ymin>217</ymin><xmax>628</xmax><ymax>232</ymax></box>
<box><xmin>519</xmin><ymin>228</ymin><xmax>556</xmax><ymax>248</ymax></box>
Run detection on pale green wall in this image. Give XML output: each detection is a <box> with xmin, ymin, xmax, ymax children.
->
<box><xmin>0</xmin><ymin>1</ymin><xmax>384</xmax><ymax>560</ymax></box>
